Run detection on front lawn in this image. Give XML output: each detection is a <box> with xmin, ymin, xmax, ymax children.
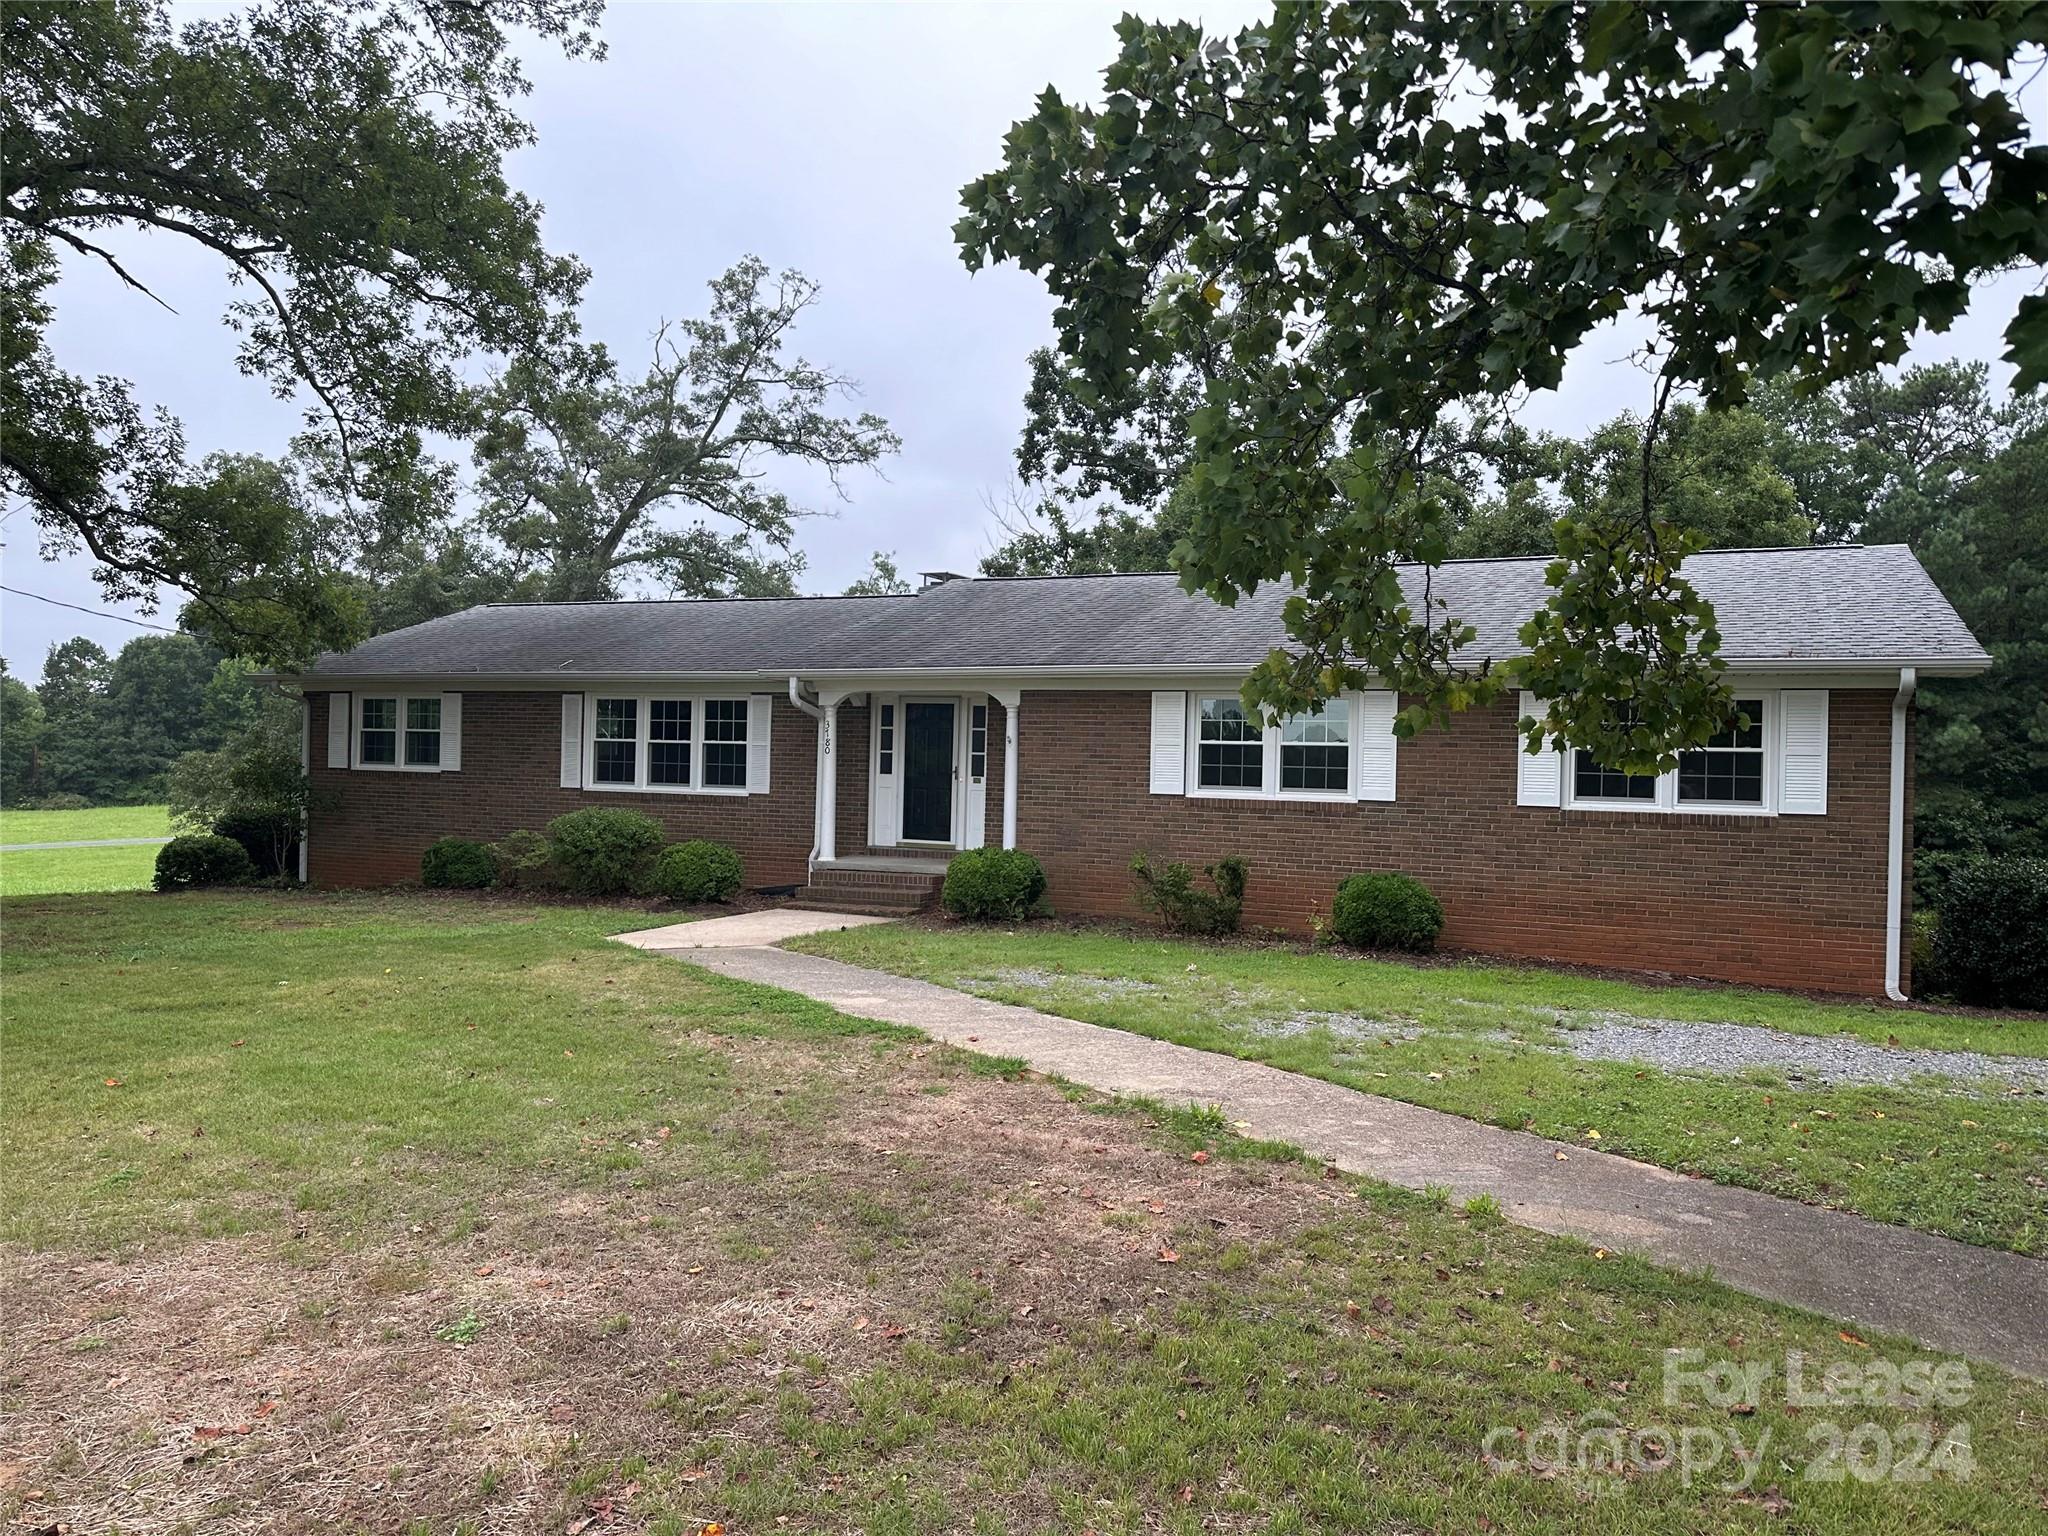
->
<box><xmin>792</xmin><ymin>922</ymin><xmax>2048</xmax><ymax>1255</ymax></box>
<box><xmin>4</xmin><ymin>891</ymin><xmax>2044</xmax><ymax>1533</ymax></box>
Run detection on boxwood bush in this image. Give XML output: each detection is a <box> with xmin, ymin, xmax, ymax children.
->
<box><xmin>546</xmin><ymin>807</ymin><xmax>664</xmax><ymax>896</ymax></box>
<box><xmin>941</xmin><ymin>847</ymin><xmax>1048</xmax><ymax>921</ymax></box>
<box><xmin>1924</xmin><ymin>856</ymin><xmax>2048</xmax><ymax>1008</ymax></box>
<box><xmin>1332</xmin><ymin>872</ymin><xmax>1444</xmax><ymax>952</ymax></box>
<box><xmin>153</xmin><ymin>834</ymin><xmax>256</xmax><ymax>892</ymax></box>
<box><xmin>654</xmin><ymin>839</ymin><xmax>744</xmax><ymax>903</ymax></box>
<box><xmin>421</xmin><ymin>837</ymin><xmax>497</xmax><ymax>890</ymax></box>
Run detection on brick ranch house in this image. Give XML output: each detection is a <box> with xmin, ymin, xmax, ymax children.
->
<box><xmin>282</xmin><ymin>544</ymin><xmax>1988</xmax><ymax>998</ymax></box>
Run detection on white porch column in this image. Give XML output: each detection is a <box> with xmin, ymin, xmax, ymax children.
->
<box><xmin>817</xmin><ymin>699</ymin><xmax>839</xmax><ymax>863</ymax></box>
<box><xmin>992</xmin><ymin>687</ymin><xmax>1021</xmax><ymax>851</ymax></box>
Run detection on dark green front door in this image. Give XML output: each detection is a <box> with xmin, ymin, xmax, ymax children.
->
<box><xmin>901</xmin><ymin>701</ymin><xmax>955</xmax><ymax>843</ymax></box>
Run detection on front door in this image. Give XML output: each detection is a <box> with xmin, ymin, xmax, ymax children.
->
<box><xmin>901</xmin><ymin>701</ymin><xmax>956</xmax><ymax>843</ymax></box>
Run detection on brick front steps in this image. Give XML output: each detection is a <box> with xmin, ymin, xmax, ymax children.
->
<box><xmin>788</xmin><ymin>854</ymin><xmax>949</xmax><ymax>916</ymax></box>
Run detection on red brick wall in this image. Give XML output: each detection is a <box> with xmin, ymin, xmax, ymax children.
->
<box><xmin>1013</xmin><ymin>689</ymin><xmax>1904</xmax><ymax>995</ymax></box>
<box><xmin>307</xmin><ymin>685</ymin><xmax>1908</xmax><ymax>994</ymax></box>
<box><xmin>307</xmin><ymin>691</ymin><xmax>819</xmax><ymax>890</ymax></box>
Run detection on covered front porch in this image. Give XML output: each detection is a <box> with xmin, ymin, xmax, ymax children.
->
<box><xmin>785</xmin><ymin>679</ymin><xmax>1022</xmax><ymax>868</ymax></box>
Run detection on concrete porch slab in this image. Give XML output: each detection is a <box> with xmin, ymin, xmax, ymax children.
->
<box><xmin>611</xmin><ymin>908</ymin><xmax>895</xmax><ymax>950</ymax></box>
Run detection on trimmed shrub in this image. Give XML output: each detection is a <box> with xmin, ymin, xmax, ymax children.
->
<box><xmin>545</xmin><ymin>807</ymin><xmax>664</xmax><ymax>896</ymax></box>
<box><xmin>213</xmin><ymin>808</ymin><xmax>300</xmax><ymax>878</ymax></box>
<box><xmin>30</xmin><ymin>792</ymin><xmax>91</xmax><ymax>812</ymax></box>
<box><xmin>654</xmin><ymin>840</ymin><xmax>744</xmax><ymax>903</ymax></box>
<box><xmin>1925</xmin><ymin>856</ymin><xmax>2048</xmax><ymax>1008</ymax></box>
<box><xmin>1331</xmin><ymin>872</ymin><xmax>1444</xmax><ymax>953</ymax></box>
<box><xmin>153</xmin><ymin>834</ymin><xmax>256</xmax><ymax>892</ymax></box>
<box><xmin>422</xmin><ymin>837</ymin><xmax>497</xmax><ymax>890</ymax></box>
<box><xmin>941</xmin><ymin>847</ymin><xmax>1048</xmax><ymax>922</ymax></box>
<box><xmin>1130</xmin><ymin>852</ymin><xmax>1247</xmax><ymax>935</ymax></box>
<box><xmin>489</xmin><ymin>828</ymin><xmax>554</xmax><ymax>889</ymax></box>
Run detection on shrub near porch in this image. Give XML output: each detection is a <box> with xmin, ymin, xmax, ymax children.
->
<box><xmin>790</xmin><ymin>922</ymin><xmax>2048</xmax><ymax>1255</ymax></box>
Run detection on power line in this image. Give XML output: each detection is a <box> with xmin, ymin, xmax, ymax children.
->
<box><xmin>0</xmin><ymin>583</ymin><xmax>179</xmax><ymax>632</ymax></box>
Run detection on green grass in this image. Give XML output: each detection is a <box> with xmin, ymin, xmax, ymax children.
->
<box><xmin>791</xmin><ymin>923</ymin><xmax>2048</xmax><ymax>1254</ymax></box>
<box><xmin>0</xmin><ymin>840</ymin><xmax>163</xmax><ymax>897</ymax></box>
<box><xmin>4</xmin><ymin>891</ymin><xmax>2045</xmax><ymax>1533</ymax></box>
<box><xmin>0</xmin><ymin>890</ymin><xmax>904</xmax><ymax>1249</ymax></box>
<box><xmin>0</xmin><ymin>802</ymin><xmax>169</xmax><ymax>843</ymax></box>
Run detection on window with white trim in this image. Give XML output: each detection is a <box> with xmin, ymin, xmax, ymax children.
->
<box><xmin>1196</xmin><ymin>696</ymin><xmax>1263</xmax><ymax>789</ymax></box>
<box><xmin>358</xmin><ymin>695</ymin><xmax>442</xmax><ymax>770</ymax></box>
<box><xmin>1562</xmin><ymin>693</ymin><xmax>1778</xmax><ymax>814</ymax></box>
<box><xmin>594</xmin><ymin>697</ymin><xmax>638</xmax><ymax>785</ymax></box>
<box><xmin>649</xmin><ymin>699</ymin><xmax>692</xmax><ymax>786</ymax></box>
<box><xmin>1280</xmin><ymin>698</ymin><xmax>1349</xmax><ymax>792</ymax></box>
<box><xmin>969</xmin><ymin>703</ymin><xmax>988</xmax><ymax>783</ymax></box>
<box><xmin>588</xmin><ymin>695</ymin><xmax>749</xmax><ymax>793</ymax></box>
<box><xmin>702</xmin><ymin>699</ymin><xmax>748</xmax><ymax>788</ymax></box>
<box><xmin>1678</xmin><ymin>698</ymin><xmax>1765</xmax><ymax>806</ymax></box>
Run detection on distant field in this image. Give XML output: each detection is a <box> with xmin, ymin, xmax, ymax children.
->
<box><xmin>0</xmin><ymin>804</ymin><xmax>170</xmax><ymax>845</ymax></box>
<box><xmin>0</xmin><ymin>843</ymin><xmax>161</xmax><ymax>898</ymax></box>
<box><xmin>0</xmin><ymin>806</ymin><xmax>169</xmax><ymax>898</ymax></box>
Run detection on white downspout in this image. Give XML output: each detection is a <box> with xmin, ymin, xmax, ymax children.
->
<box><xmin>787</xmin><ymin>676</ymin><xmax>829</xmax><ymax>880</ymax></box>
<box><xmin>1885</xmin><ymin>666</ymin><xmax>1917</xmax><ymax>1002</ymax></box>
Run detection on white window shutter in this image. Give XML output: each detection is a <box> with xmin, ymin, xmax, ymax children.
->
<box><xmin>1779</xmin><ymin>690</ymin><xmax>1829</xmax><ymax>815</ymax></box>
<box><xmin>439</xmin><ymin>692</ymin><xmax>462</xmax><ymax>772</ymax></box>
<box><xmin>326</xmin><ymin>692</ymin><xmax>351</xmax><ymax>769</ymax></box>
<box><xmin>559</xmin><ymin>693</ymin><xmax>584</xmax><ymax>789</ymax></box>
<box><xmin>1149</xmin><ymin>691</ymin><xmax>1187</xmax><ymax>795</ymax></box>
<box><xmin>1515</xmin><ymin>690</ymin><xmax>1563</xmax><ymax>808</ymax></box>
<box><xmin>1353</xmin><ymin>689</ymin><xmax>1398</xmax><ymax>802</ymax></box>
<box><xmin>746</xmin><ymin>693</ymin><xmax>774</xmax><ymax>793</ymax></box>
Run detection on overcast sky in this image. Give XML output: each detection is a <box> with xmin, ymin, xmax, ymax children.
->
<box><xmin>5</xmin><ymin>1</ymin><xmax>2043</xmax><ymax>670</ymax></box>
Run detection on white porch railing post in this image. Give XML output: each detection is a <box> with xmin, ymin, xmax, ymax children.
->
<box><xmin>1001</xmin><ymin>696</ymin><xmax>1020</xmax><ymax>851</ymax></box>
<box><xmin>818</xmin><ymin>700</ymin><xmax>839</xmax><ymax>863</ymax></box>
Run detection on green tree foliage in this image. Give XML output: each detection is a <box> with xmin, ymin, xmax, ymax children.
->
<box><xmin>21</xmin><ymin>631</ymin><xmax>265</xmax><ymax>804</ymax></box>
<box><xmin>843</xmin><ymin>552</ymin><xmax>912</xmax><ymax>596</ymax></box>
<box><xmin>957</xmin><ymin>4</ymin><xmax>2048</xmax><ymax>773</ymax></box>
<box><xmin>981</xmin><ymin>485</ymin><xmax>1193</xmax><ymax>577</ymax></box>
<box><xmin>1451</xmin><ymin>404</ymin><xmax>1812</xmax><ymax>558</ymax></box>
<box><xmin>0</xmin><ymin>662</ymin><xmax>46</xmax><ymax>805</ymax></box>
<box><xmin>165</xmin><ymin>685</ymin><xmax>312</xmax><ymax>875</ymax></box>
<box><xmin>471</xmin><ymin>258</ymin><xmax>899</xmax><ymax>602</ymax></box>
<box><xmin>2</xmin><ymin>0</ymin><xmax>599</xmax><ymax>664</ymax></box>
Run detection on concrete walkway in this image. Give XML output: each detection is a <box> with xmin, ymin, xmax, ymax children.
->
<box><xmin>612</xmin><ymin>916</ymin><xmax>2048</xmax><ymax>1379</ymax></box>
<box><xmin>0</xmin><ymin>836</ymin><xmax>171</xmax><ymax>852</ymax></box>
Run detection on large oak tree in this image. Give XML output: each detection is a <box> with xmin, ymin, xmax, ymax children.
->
<box><xmin>958</xmin><ymin>2</ymin><xmax>2048</xmax><ymax>771</ymax></box>
<box><xmin>3</xmin><ymin>0</ymin><xmax>601</xmax><ymax>663</ymax></box>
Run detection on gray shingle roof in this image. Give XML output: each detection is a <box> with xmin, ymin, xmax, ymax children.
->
<box><xmin>300</xmin><ymin>544</ymin><xmax>1989</xmax><ymax>679</ymax></box>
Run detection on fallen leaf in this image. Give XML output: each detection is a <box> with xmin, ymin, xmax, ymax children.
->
<box><xmin>1838</xmin><ymin>1330</ymin><xmax>1869</xmax><ymax>1349</ymax></box>
<box><xmin>476</xmin><ymin>1265</ymin><xmax>494</xmax><ymax>1277</ymax></box>
<box><xmin>1370</xmin><ymin>1294</ymin><xmax>1393</xmax><ymax>1315</ymax></box>
<box><xmin>1190</xmin><ymin>1150</ymin><xmax>1210</xmax><ymax>1165</ymax></box>
<box><xmin>1157</xmin><ymin>1246</ymin><xmax>1181</xmax><ymax>1264</ymax></box>
<box><xmin>1582</xmin><ymin>1128</ymin><xmax>1601</xmax><ymax>1141</ymax></box>
<box><xmin>103</xmin><ymin>1078</ymin><xmax>122</xmax><ymax>1088</ymax></box>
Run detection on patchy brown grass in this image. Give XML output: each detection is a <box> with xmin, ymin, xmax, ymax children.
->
<box><xmin>0</xmin><ymin>1031</ymin><xmax>1345</xmax><ymax>1534</ymax></box>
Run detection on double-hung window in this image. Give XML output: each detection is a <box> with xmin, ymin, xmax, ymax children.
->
<box><xmin>1678</xmin><ymin>698</ymin><xmax>1765</xmax><ymax>807</ymax></box>
<box><xmin>702</xmin><ymin>699</ymin><xmax>748</xmax><ymax>788</ymax></box>
<box><xmin>649</xmin><ymin>700</ymin><xmax>692</xmax><ymax>786</ymax></box>
<box><xmin>1280</xmin><ymin>698</ymin><xmax>1350</xmax><ymax>792</ymax></box>
<box><xmin>589</xmin><ymin>695</ymin><xmax>748</xmax><ymax>793</ymax></box>
<box><xmin>1561</xmin><ymin>696</ymin><xmax>1774</xmax><ymax>813</ymax></box>
<box><xmin>1196</xmin><ymin>697</ymin><xmax>1264</xmax><ymax>790</ymax></box>
<box><xmin>357</xmin><ymin>694</ymin><xmax>442</xmax><ymax>770</ymax></box>
<box><xmin>594</xmin><ymin>698</ymin><xmax>639</xmax><ymax>785</ymax></box>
